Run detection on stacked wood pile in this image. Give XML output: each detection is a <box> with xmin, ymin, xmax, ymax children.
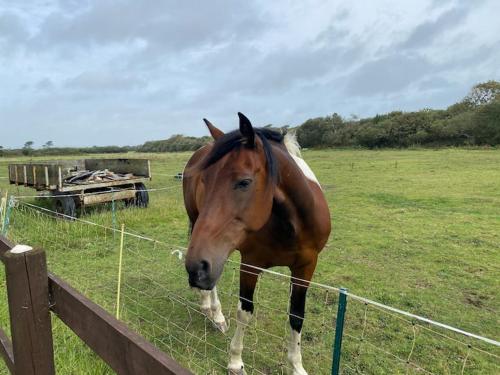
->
<box><xmin>65</xmin><ymin>170</ymin><xmax>135</xmax><ymax>184</ymax></box>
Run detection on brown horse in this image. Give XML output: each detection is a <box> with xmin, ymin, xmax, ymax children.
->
<box><xmin>183</xmin><ymin>113</ymin><xmax>331</xmax><ymax>375</ymax></box>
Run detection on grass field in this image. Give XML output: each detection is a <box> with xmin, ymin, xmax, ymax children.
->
<box><xmin>0</xmin><ymin>148</ymin><xmax>499</xmax><ymax>374</ymax></box>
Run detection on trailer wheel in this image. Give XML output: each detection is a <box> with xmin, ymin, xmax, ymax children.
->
<box><xmin>54</xmin><ymin>195</ymin><xmax>77</xmax><ymax>218</ymax></box>
<box><xmin>134</xmin><ymin>183</ymin><xmax>149</xmax><ymax>208</ymax></box>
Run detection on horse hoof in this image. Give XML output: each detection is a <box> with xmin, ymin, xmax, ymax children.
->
<box><xmin>214</xmin><ymin>320</ymin><xmax>229</xmax><ymax>334</ymax></box>
<box><xmin>201</xmin><ymin>307</ymin><xmax>213</xmax><ymax>319</ymax></box>
<box><xmin>228</xmin><ymin>367</ymin><xmax>247</xmax><ymax>375</ymax></box>
<box><xmin>290</xmin><ymin>367</ymin><xmax>308</xmax><ymax>375</ymax></box>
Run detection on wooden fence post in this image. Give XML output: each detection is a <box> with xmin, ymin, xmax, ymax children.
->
<box><xmin>4</xmin><ymin>245</ymin><xmax>55</xmax><ymax>375</ymax></box>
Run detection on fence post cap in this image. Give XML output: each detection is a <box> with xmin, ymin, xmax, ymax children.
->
<box><xmin>10</xmin><ymin>244</ymin><xmax>33</xmax><ymax>254</ymax></box>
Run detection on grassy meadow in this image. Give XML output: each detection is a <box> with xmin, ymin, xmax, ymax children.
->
<box><xmin>0</xmin><ymin>148</ymin><xmax>499</xmax><ymax>374</ymax></box>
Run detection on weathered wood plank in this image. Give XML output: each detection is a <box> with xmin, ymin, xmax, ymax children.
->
<box><xmin>0</xmin><ymin>237</ymin><xmax>15</xmax><ymax>374</ymax></box>
<box><xmin>0</xmin><ymin>328</ymin><xmax>14</xmax><ymax>374</ymax></box>
<box><xmin>4</xmin><ymin>248</ymin><xmax>55</xmax><ymax>375</ymax></box>
<box><xmin>0</xmin><ymin>236</ymin><xmax>14</xmax><ymax>263</ymax></box>
<box><xmin>48</xmin><ymin>273</ymin><xmax>193</xmax><ymax>375</ymax></box>
<box><xmin>82</xmin><ymin>189</ymin><xmax>136</xmax><ymax>205</ymax></box>
<box><xmin>84</xmin><ymin>159</ymin><xmax>150</xmax><ymax>177</ymax></box>
<box><xmin>59</xmin><ymin>177</ymin><xmax>149</xmax><ymax>192</ymax></box>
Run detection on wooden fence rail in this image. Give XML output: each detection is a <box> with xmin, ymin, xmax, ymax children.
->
<box><xmin>0</xmin><ymin>327</ymin><xmax>14</xmax><ymax>374</ymax></box>
<box><xmin>0</xmin><ymin>236</ymin><xmax>193</xmax><ymax>375</ymax></box>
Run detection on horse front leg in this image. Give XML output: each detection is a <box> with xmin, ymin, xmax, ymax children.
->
<box><xmin>288</xmin><ymin>261</ymin><xmax>317</xmax><ymax>375</ymax></box>
<box><xmin>199</xmin><ymin>287</ymin><xmax>228</xmax><ymax>333</ymax></box>
<box><xmin>228</xmin><ymin>266</ymin><xmax>259</xmax><ymax>375</ymax></box>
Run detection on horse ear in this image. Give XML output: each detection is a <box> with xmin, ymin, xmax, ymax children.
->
<box><xmin>238</xmin><ymin>112</ymin><xmax>255</xmax><ymax>146</ymax></box>
<box><xmin>203</xmin><ymin>118</ymin><xmax>224</xmax><ymax>140</ymax></box>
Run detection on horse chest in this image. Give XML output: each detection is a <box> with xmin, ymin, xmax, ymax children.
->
<box><xmin>249</xmin><ymin>199</ymin><xmax>301</xmax><ymax>252</ymax></box>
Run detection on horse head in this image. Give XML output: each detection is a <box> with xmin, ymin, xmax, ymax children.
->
<box><xmin>184</xmin><ymin>113</ymin><xmax>281</xmax><ymax>290</ymax></box>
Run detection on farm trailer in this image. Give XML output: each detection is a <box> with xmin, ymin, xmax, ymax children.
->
<box><xmin>8</xmin><ymin>158</ymin><xmax>151</xmax><ymax>217</ymax></box>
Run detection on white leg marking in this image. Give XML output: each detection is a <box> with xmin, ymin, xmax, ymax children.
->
<box><xmin>287</xmin><ymin>329</ymin><xmax>308</xmax><ymax>375</ymax></box>
<box><xmin>199</xmin><ymin>289</ymin><xmax>212</xmax><ymax>318</ymax></box>
<box><xmin>199</xmin><ymin>288</ymin><xmax>228</xmax><ymax>333</ymax></box>
<box><xmin>228</xmin><ymin>302</ymin><xmax>252</xmax><ymax>374</ymax></box>
<box><xmin>210</xmin><ymin>287</ymin><xmax>228</xmax><ymax>333</ymax></box>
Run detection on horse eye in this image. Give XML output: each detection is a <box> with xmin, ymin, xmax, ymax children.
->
<box><xmin>234</xmin><ymin>178</ymin><xmax>253</xmax><ymax>190</ymax></box>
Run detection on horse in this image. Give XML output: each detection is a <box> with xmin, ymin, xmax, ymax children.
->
<box><xmin>182</xmin><ymin>113</ymin><xmax>331</xmax><ymax>375</ymax></box>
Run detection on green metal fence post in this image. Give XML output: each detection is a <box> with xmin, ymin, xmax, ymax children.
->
<box><xmin>332</xmin><ymin>288</ymin><xmax>348</xmax><ymax>375</ymax></box>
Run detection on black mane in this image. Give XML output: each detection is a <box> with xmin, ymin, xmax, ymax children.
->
<box><xmin>202</xmin><ymin>128</ymin><xmax>284</xmax><ymax>183</ymax></box>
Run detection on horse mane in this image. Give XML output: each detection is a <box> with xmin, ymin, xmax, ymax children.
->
<box><xmin>202</xmin><ymin>127</ymin><xmax>284</xmax><ymax>183</ymax></box>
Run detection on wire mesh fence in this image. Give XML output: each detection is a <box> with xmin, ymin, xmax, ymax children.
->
<box><xmin>1</xmin><ymin>199</ymin><xmax>497</xmax><ymax>374</ymax></box>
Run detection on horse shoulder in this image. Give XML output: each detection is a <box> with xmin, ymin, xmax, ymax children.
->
<box><xmin>276</xmin><ymin>146</ymin><xmax>331</xmax><ymax>251</ymax></box>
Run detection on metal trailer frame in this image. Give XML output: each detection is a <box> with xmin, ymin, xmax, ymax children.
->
<box><xmin>7</xmin><ymin>158</ymin><xmax>152</xmax><ymax>216</ymax></box>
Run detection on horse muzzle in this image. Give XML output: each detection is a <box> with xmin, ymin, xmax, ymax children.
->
<box><xmin>185</xmin><ymin>259</ymin><xmax>221</xmax><ymax>290</ymax></box>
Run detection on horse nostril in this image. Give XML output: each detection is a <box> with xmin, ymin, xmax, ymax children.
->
<box><xmin>200</xmin><ymin>260</ymin><xmax>210</xmax><ymax>273</ymax></box>
<box><xmin>186</xmin><ymin>258</ymin><xmax>212</xmax><ymax>289</ymax></box>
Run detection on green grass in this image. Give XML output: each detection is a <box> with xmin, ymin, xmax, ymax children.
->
<box><xmin>0</xmin><ymin>149</ymin><xmax>499</xmax><ymax>374</ymax></box>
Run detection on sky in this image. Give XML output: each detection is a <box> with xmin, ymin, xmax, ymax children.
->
<box><xmin>0</xmin><ymin>0</ymin><xmax>499</xmax><ymax>148</ymax></box>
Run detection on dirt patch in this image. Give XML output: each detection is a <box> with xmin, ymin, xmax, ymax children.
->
<box><xmin>463</xmin><ymin>291</ymin><xmax>489</xmax><ymax>308</ymax></box>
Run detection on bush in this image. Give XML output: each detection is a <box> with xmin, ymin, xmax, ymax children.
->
<box><xmin>470</xmin><ymin>101</ymin><xmax>500</xmax><ymax>145</ymax></box>
<box><xmin>137</xmin><ymin>135</ymin><xmax>212</xmax><ymax>152</ymax></box>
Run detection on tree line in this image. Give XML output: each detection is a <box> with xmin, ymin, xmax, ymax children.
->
<box><xmin>1</xmin><ymin>81</ymin><xmax>498</xmax><ymax>156</ymax></box>
<box><xmin>140</xmin><ymin>80</ymin><xmax>500</xmax><ymax>151</ymax></box>
<box><xmin>0</xmin><ymin>143</ymin><xmax>135</xmax><ymax>157</ymax></box>
<box><xmin>295</xmin><ymin>81</ymin><xmax>500</xmax><ymax>148</ymax></box>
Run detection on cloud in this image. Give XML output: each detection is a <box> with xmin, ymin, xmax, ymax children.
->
<box><xmin>344</xmin><ymin>54</ymin><xmax>432</xmax><ymax>96</ymax></box>
<box><xmin>65</xmin><ymin>71</ymin><xmax>146</xmax><ymax>91</ymax></box>
<box><xmin>35</xmin><ymin>77</ymin><xmax>54</xmax><ymax>91</ymax></box>
<box><xmin>399</xmin><ymin>5</ymin><xmax>470</xmax><ymax>49</ymax></box>
<box><xmin>0</xmin><ymin>0</ymin><xmax>499</xmax><ymax>148</ymax></box>
<box><xmin>33</xmin><ymin>0</ymin><xmax>264</xmax><ymax>52</ymax></box>
<box><xmin>0</xmin><ymin>11</ymin><xmax>29</xmax><ymax>46</ymax></box>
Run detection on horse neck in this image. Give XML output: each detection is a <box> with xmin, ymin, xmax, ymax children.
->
<box><xmin>273</xmin><ymin>146</ymin><xmax>316</xmax><ymax>218</ymax></box>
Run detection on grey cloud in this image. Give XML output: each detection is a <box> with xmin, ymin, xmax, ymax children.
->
<box><xmin>35</xmin><ymin>77</ymin><xmax>54</xmax><ymax>91</ymax></box>
<box><xmin>1</xmin><ymin>0</ymin><xmax>499</xmax><ymax>148</ymax></box>
<box><xmin>440</xmin><ymin>40</ymin><xmax>500</xmax><ymax>71</ymax></box>
<box><xmin>245</xmin><ymin>45</ymin><xmax>356</xmax><ymax>94</ymax></box>
<box><xmin>187</xmin><ymin>21</ymin><xmax>360</xmax><ymax>99</ymax></box>
<box><xmin>417</xmin><ymin>76</ymin><xmax>453</xmax><ymax>91</ymax></box>
<box><xmin>345</xmin><ymin>54</ymin><xmax>432</xmax><ymax>96</ymax></box>
<box><xmin>400</xmin><ymin>6</ymin><xmax>469</xmax><ymax>49</ymax></box>
<box><xmin>0</xmin><ymin>11</ymin><xmax>29</xmax><ymax>45</ymax></box>
<box><xmin>33</xmin><ymin>0</ymin><xmax>264</xmax><ymax>52</ymax></box>
<box><xmin>247</xmin><ymin>25</ymin><xmax>357</xmax><ymax>93</ymax></box>
<box><xmin>65</xmin><ymin>71</ymin><xmax>146</xmax><ymax>91</ymax></box>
